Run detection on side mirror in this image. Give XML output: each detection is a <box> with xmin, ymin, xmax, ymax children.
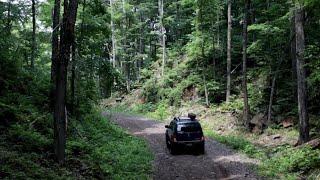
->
<box><xmin>165</xmin><ymin>125</ymin><xmax>170</xmax><ymax>128</ymax></box>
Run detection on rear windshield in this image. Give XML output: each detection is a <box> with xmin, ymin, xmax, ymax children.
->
<box><xmin>177</xmin><ymin>123</ymin><xmax>201</xmax><ymax>132</ymax></box>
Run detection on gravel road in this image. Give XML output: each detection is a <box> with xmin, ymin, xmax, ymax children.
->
<box><xmin>103</xmin><ymin>113</ymin><xmax>261</xmax><ymax>180</ymax></box>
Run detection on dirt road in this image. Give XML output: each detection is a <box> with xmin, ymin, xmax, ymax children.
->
<box><xmin>104</xmin><ymin>113</ymin><xmax>260</xmax><ymax>180</ymax></box>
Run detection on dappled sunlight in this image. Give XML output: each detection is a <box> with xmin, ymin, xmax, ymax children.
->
<box><xmin>214</xmin><ymin>154</ymin><xmax>259</xmax><ymax>165</ymax></box>
<box><xmin>133</xmin><ymin>124</ymin><xmax>165</xmax><ymax>135</ymax></box>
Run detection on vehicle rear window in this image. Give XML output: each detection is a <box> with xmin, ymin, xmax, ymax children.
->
<box><xmin>177</xmin><ymin>123</ymin><xmax>201</xmax><ymax>132</ymax></box>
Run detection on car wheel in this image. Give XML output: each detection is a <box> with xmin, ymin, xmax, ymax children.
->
<box><xmin>170</xmin><ymin>144</ymin><xmax>178</xmax><ymax>155</ymax></box>
<box><xmin>198</xmin><ymin>144</ymin><xmax>205</xmax><ymax>154</ymax></box>
<box><xmin>166</xmin><ymin>136</ymin><xmax>170</xmax><ymax>149</ymax></box>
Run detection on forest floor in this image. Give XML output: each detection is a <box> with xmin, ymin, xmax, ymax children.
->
<box><xmin>103</xmin><ymin>112</ymin><xmax>261</xmax><ymax>180</ymax></box>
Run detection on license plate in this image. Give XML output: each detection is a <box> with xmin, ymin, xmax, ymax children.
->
<box><xmin>186</xmin><ymin>143</ymin><xmax>192</xmax><ymax>147</ymax></box>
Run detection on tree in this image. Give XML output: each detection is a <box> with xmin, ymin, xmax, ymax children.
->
<box><xmin>31</xmin><ymin>0</ymin><xmax>36</xmax><ymax>68</ymax></box>
<box><xmin>53</xmin><ymin>0</ymin><xmax>78</xmax><ymax>164</ymax></box>
<box><xmin>50</xmin><ymin>0</ymin><xmax>60</xmax><ymax>109</ymax></box>
<box><xmin>110</xmin><ymin>0</ymin><xmax>116</xmax><ymax>68</ymax></box>
<box><xmin>242</xmin><ymin>0</ymin><xmax>250</xmax><ymax>127</ymax></box>
<box><xmin>159</xmin><ymin>0</ymin><xmax>166</xmax><ymax>76</ymax></box>
<box><xmin>226</xmin><ymin>0</ymin><xmax>231</xmax><ymax>103</ymax></box>
<box><xmin>294</xmin><ymin>1</ymin><xmax>309</xmax><ymax>144</ymax></box>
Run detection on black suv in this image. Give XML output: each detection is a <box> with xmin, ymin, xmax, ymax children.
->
<box><xmin>165</xmin><ymin>117</ymin><xmax>205</xmax><ymax>154</ymax></box>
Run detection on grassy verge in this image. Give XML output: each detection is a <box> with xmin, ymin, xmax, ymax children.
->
<box><xmin>0</xmin><ymin>109</ymin><xmax>153</xmax><ymax>179</ymax></box>
<box><xmin>203</xmin><ymin>128</ymin><xmax>320</xmax><ymax>179</ymax></box>
<box><xmin>107</xmin><ymin>102</ymin><xmax>170</xmax><ymax>122</ymax></box>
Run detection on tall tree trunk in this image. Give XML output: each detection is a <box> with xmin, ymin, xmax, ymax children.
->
<box><xmin>51</xmin><ymin>0</ymin><xmax>61</xmax><ymax>110</ymax></box>
<box><xmin>295</xmin><ymin>3</ymin><xmax>309</xmax><ymax>144</ymax></box>
<box><xmin>31</xmin><ymin>0</ymin><xmax>36</xmax><ymax>68</ymax></box>
<box><xmin>159</xmin><ymin>0</ymin><xmax>165</xmax><ymax>76</ymax></box>
<box><xmin>110</xmin><ymin>0</ymin><xmax>116</xmax><ymax>68</ymax></box>
<box><xmin>291</xmin><ymin>10</ymin><xmax>297</xmax><ymax>103</ymax></box>
<box><xmin>70</xmin><ymin>41</ymin><xmax>76</xmax><ymax>115</ymax></box>
<box><xmin>267</xmin><ymin>57</ymin><xmax>283</xmax><ymax>123</ymax></box>
<box><xmin>126</xmin><ymin>62</ymin><xmax>130</xmax><ymax>92</ymax></box>
<box><xmin>243</xmin><ymin>0</ymin><xmax>250</xmax><ymax>127</ymax></box>
<box><xmin>216</xmin><ymin>7</ymin><xmax>220</xmax><ymax>48</ymax></box>
<box><xmin>211</xmin><ymin>19</ymin><xmax>216</xmax><ymax>77</ymax></box>
<box><xmin>54</xmin><ymin>0</ymin><xmax>78</xmax><ymax>164</ymax></box>
<box><xmin>226</xmin><ymin>0</ymin><xmax>232</xmax><ymax>103</ymax></box>
<box><xmin>6</xmin><ymin>0</ymin><xmax>11</xmax><ymax>35</ymax></box>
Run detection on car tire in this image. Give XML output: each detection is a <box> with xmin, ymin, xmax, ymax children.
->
<box><xmin>198</xmin><ymin>144</ymin><xmax>205</xmax><ymax>154</ymax></box>
<box><xmin>166</xmin><ymin>135</ymin><xmax>170</xmax><ymax>149</ymax></box>
<box><xmin>170</xmin><ymin>144</ymin><xmax>178</xmax><ymax>155</ymax></box>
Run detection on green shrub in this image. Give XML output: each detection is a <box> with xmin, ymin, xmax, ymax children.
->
<box><xmin>8</xmin><ymin>124</ymin><xmax>52</xmax><ymax>152</ymax></box>
<box><xmin>259</xmin><ymin>146</ymin><xmax>320</xmax><ymax>179</ymax></box>
<box><xmin>205</xmin><ymin>130</ymin><xmax>265</xmax><ymax>159</ymax></box>
<box><xmin>153</xmin><ymin>101</ymin><xmax>169</xmax><ymax>121</ymax></box>
<box><xmin>131</xmin><ymin>102</ymin><xmax>156</xmax><ymax>113</ymax></box>
<box><xmin>219</xmin><ymin>96</ymin><xmax>244</xmax><ymax>112</ymax></box>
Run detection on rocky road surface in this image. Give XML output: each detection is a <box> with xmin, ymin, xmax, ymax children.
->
<box><xmin>103</xmin><ymin>113</ymin><xmax>261</xmax><ymax>180</ymax></box>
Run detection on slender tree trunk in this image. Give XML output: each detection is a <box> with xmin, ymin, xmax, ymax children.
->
<box><xmin>6</xmin><ymin>0</ymin><xmax>11</xmax><ymax>35</ymax></box>
<box><xmin>295</xmin><ymin>3</ymin><xmax>309</xmax><ymax>144</ymax></box>
<box><xmin>267</xmin><ymin>57</ymin><xmax>283</xmax><ymax>123</ymax></box>
<box><xmin>126</xmin><ymin>62</ymin><xmax>130</xmax><ymax>92</ymax></box>
<box><xmin>211</xmin><ymin>20</ymin><xmax>216</xmax><ymax>77</ymax></box>
<box><xmin>54</xmin><ymin>0</ymin><xmax>78</xmax><ymax>164</ymax></box>
<box><xmin>216</xmin><ymin>8</ymin><xmax>220</xmax><ymax>48</ymax></box>
<box><xmin>291</xmin><ymin>10</ymin><xmax>297</xmax><ymax>102</ymax></box>
<box><xmin>31</xmin><ymin>0</ymin><xmax>36</xmax><ymax>68</ymax></box>
<box><xmin>162</xmin><ymin>33</ymin><xmax>166</xmax><ymax>76</ymax></box>
<box><xmin>110</xmin><ymin>0</ymin><xmax>116</xmax><ymax>68</ymax></box>
<box><xmin>159</xmin><ymin>0</ymin><xmax>165</xmax><ymax>76</ymax></box>
<box><xmin>243</xmin><ymin>0</ymin><xmax>250</xmax><ymax>127</ymax></box>
<box><xmin>226</xmin><ymin>0</ymin><xmax>232</xmax><ymax>103</ymax></box>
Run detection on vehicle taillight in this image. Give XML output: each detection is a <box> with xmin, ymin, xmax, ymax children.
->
<box><xmin>172</xmin><ymin>135</ymin><xmax>177</xmax><ymax>142</ymax></box>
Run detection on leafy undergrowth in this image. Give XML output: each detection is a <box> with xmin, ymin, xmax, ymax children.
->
<box><xmin>204</xmin><ymin>130</ymin><xmax>266</xmax><ymax>159</ymax></box>
<box><xmin>0</xmin><ymin>108</ymin><xmax>153</xmax><ymax>179</ymax></box>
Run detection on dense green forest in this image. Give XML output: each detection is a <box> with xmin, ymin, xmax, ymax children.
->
<box><xmin>1</xmin><ymin>0</ymin><xmax>320</xmax><ymax>179</ymax></box>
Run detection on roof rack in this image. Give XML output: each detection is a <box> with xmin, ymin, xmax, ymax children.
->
<box><xmin>174</xmin><ymin>117</ymin><xmax>191</xmax><ymax>121</ymax></box>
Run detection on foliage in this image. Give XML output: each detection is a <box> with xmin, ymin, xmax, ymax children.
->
<box><xmin>259</xmin><ymin>146</ymin><xmax>320</xmax><ymax>179</ymax></box>
<box><xmin>204</xmin><ymin>130</ymin><xmax>265</xmax><ymax>159</ymax></box>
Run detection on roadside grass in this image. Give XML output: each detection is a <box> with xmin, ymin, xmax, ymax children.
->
<box><xmin>69</xmin><ymin>109</ymin><xmax>154</xmax><ymax>179</ymax></box>
<box><xmin>0</xmin><ymin>108</ymin><xmax>153</xmax><ymax>179</ymax></box>
<box><xmin>203</xmin><ymin>126</ymin><xmax>320</xmax><ymax>179</ymax></box>
<box><xmin>203</xmin><ymin>129</ymin><xmax>266</xmax><ymax>159</ymax></box>
<box><xmin>107</xmin><ymin>102</ymin><xmax>170</xmax><ymax>122</ymax></box>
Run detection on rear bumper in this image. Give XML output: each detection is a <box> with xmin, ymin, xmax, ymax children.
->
<box><xmin>174</xmin><ymin>140</ymin><xmax>204</xmax><ymax>147</ymax></box>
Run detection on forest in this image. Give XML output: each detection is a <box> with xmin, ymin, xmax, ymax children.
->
<box><xmin>0</xmin><ymin>0</ymin><xmax>320</xmax><ymax>179</ymax></box>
